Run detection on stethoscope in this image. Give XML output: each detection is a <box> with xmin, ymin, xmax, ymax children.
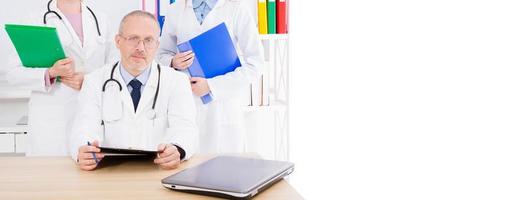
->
<box><xmin>102</xmin><ymin>62</ymin><xmax>161</xmax><ymax>122</ymax></box>
<box><xmin>43</xmin><ymin>0</ymin><xmax>101</xmax><ymax>36</ymax></box>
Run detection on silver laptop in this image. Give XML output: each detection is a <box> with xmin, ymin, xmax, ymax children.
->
<box><xmin>161</xmin><ymin>156</ymin><xmax>294</xmax><ymax>199</ymax></box>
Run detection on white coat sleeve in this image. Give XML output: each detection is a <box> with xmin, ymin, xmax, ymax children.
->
<box><xmin>164</xmin><ymin>72</ymin><xmax>198</xmax><ymax>160</ymax></box>
<box><xmin>206</xmin><ymin>4</ymin><xmax>264</xmax><ymax>101</ymax></box>
<box><xmin>5</xmin><ymin>44</ymin><xmax>50</xmax><ymax>93</ymax></box>
<box><xmin>69</xmin><ymin>72</ymin><xmax>104</xmax><ymax>161</ymax></box>
<box><xmin>4</xmin><ymin>13</ymin><xmax>52</xmax><ymax>93</ymax></box>
<box><xmin>156</xmin><ymin>5</ymin><xmax>179</xmax><ymax>67</ymax></box>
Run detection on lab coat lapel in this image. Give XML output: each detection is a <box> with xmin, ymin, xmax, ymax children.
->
<box><xmin>50</xmin><ymin>1</ymin><xmax>83</xmax><ymax>53</ymax></box>
<box><xmin>136</xmin><ymin>62</ymin><xmax>159</xmax><ymax>116</ymax></box>
<box><xmin>82</xmin><ymin>3</ymin><xmax>101</xmax><ymax>62</ymax></box>
<box><xmin>114</xmin><ymin>65</ymin><xmax>136</xmax><ymax>114</ymax></box>
<box><xmin>202</xmin><ymin>0</ymin><xmax>225</xmax><ymax>26</ymax></box>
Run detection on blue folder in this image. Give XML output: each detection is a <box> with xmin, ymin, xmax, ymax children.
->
<box><xmin>177</xmin><ymin>22</ymin><xmax>241</xmax><ymax>104</ymax></box>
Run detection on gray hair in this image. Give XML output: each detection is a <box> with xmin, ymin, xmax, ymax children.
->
<box><xmin>118</xmin><ymin>10</ymin><xmax>159</xmax><ymax>34</ymax></box>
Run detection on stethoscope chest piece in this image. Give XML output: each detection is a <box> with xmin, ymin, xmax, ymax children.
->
<box><xmin>147</xmin><ymin>110</ymin><xmax>156</xmax><ymax>120</ymax></box>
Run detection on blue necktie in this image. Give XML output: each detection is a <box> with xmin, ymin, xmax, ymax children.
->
<box><xmin>129</xmin><ymin>79</ymin><xmax>142</xmax><ymax>112</ymax></box>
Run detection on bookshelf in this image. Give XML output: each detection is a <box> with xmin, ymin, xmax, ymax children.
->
<box><xmin>244</xmin><ymin>33</ymin><xmax>289</xmax><ymax>161</ymax></box>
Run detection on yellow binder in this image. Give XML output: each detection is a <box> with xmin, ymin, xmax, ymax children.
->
<box><xmin>258</xmin><ymin>0</ymin><xmax>268</xmax><ymax>34</ymax></box>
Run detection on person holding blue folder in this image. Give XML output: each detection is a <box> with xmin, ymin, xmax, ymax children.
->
<box><xmin>157</xmin><ymin>0</ymin><xmax>264</xmax><ymax>154</ymax></box>
<box><xmin>5</xmin><ymin>0</ymin><xmax>118</xmax><ymax>156</ymax></box>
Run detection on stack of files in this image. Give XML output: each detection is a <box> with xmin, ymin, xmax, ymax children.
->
<box><xmin>247</xmin><ymin>75</ymin><xmax>270</xmax><ymax>107</ymax></box>
<box><xmin>177</xmin><ymin>22</ymin><xmax>241</xmax><ymax>104</ymax></box>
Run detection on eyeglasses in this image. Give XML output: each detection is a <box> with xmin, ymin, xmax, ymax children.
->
<box><xmin>119</xmin><ymin>35</ymin><xmax>158</xmax><ymax>49</ymax></box>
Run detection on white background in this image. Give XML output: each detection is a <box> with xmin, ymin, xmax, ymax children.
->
<box><xmin>289</xmin><ymin>0</ymin><xmax>523</xmax><ymax>199</ymax></box>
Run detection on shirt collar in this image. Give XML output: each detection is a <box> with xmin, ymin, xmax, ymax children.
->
<box><xmin>193</xmin><ymin>0</ymin><xmax>218</xmax><ymax>9</ymax></box>
<box><xmin>119</xmin><ymin>63</ymin><xmax>152</xmax><ymax>86</ymax></box>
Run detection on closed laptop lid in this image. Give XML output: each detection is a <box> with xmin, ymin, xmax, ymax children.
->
<box><xmin>161</xmin><ymin>156</ymin><xmax>294</xmax><ymax>194</ymax></box>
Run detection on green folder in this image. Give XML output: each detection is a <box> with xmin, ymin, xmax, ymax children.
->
<box><xmin>5</xmin><ymin>24</ymin><xmax>66</xmax><ymax>68</ymax></box>
<box><xmin>267</xmin><ymin>0</ymin><xmax>276</xmax><ymax>34</ymax></box>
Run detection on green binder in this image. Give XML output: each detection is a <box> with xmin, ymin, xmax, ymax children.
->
<box><xmin>5</xmin><ymin>24</ymin><xmax>66</xmax><ymax>68</ymax></box>
<box><xmin>267</xmin><ymin>0</ymin><xmax>276</xmax><ymax>34</ymax></box>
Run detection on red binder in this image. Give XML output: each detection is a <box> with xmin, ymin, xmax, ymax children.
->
<box><xmin>276</xmin><ymin>0</ymin><xmax>287</xmax><ymax>34</ymax></box>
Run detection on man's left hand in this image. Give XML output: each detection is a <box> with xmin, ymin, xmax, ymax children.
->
<box><xmin>154</xmin><ymin>144</ymin><xmax>181</xmax><ymax>170</ymax></box>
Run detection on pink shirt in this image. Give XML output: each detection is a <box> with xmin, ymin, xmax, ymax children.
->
<box><xmin>64</xmin><ymin>13</ymin><xmax>84</xmax><ymax>44</ymax></box>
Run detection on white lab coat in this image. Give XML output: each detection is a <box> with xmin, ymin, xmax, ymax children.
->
<box><xmin>5</xmin><ymin>1</ymin><xmax>118</xmax><ymax>156</ymax></box>
<box><xmin>156</xmin><ymin>0</ymin><xmax>264</xmax><ymax>154</ymax></box>
<box><xmin>69</xmin><ymin>61</ymin><xmax>198</xmax><ymax>161</ymax></box>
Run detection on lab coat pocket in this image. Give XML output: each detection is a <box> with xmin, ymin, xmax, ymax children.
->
<box><xmin>102</xmin><ymin>86</ymin><xmax>123</xmax><ymax>122</ymax></box>
<box><xmin>145</xmin><ymin>115</ymin><xmax>167</xmax><ymax>149</ymax></box>
<box><xmin>153</xmin><ymin>115</ymin><xmax>168</xmax><ymax>135</ymax></box>
<box><xmin>102</xmin><ymin>120</ymin><xmax>127</xmax><ymax>148</ymax></box>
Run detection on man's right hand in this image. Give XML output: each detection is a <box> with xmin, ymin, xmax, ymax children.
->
<box><xmin>48</xmin><ymin>58</ymin><xmax>75</xmax><ymax>78</ymax></box>
<box><xmin>77</xmin><ymin>140</ymin><xmax>104</xmax><ymax>171</ymax></box>
<box><xmin>171</xmin><ymin>51</ymin><xmax>194</xmax><ymax>70</ymax></box>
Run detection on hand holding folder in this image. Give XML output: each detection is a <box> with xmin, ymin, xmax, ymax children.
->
<box><xmin>177</xmin><ymin>23</ymin><xmax>242</xmax><ymax>104</ymax></box>
<box><xmin>5</xmin><ymin>24</ymin><xmax>66</xmax><ymax>68</ymax></box>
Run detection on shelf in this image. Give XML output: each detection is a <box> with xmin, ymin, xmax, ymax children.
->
<box><xmin>259</xmin><ymin>34</ymin><xmax>289</xmax><ymax>40</ymax></box>
<box><xmin>0</xmin><ymin>125</ymin><xmax>28</xmax><ymax>134</ymax></box>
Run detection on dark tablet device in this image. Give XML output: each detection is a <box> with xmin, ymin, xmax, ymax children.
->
<box><xmin>99</xmin><ymin>146</ymin><xmax>158</xmax><ymax>156</ymax></box>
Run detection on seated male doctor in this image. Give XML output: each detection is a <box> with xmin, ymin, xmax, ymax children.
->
<box><xmin>69</xmin><ymin>10</ymin><xmax>198</xmax><ymax>171</ymax></box>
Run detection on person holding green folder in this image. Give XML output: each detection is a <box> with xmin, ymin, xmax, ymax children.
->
<box><xmin>157</xmin><ymin>0</ymin><xmax>264</xmax><ymax>154</ymax></box>
<box><xmin>5</xmin><ymin>0</ymin><xmax>118</xmax><ymax>156</ymax></box>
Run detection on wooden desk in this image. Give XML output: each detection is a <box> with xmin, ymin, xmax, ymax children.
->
<box><xmin>0</xmin><ymin>155</ymin><xmax>303</xmax><ymax>200</ymax></box>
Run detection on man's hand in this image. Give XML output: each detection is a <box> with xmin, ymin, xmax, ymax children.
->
<box><xmin>190</xmin><ymin>77</ymin><xmax>210</xmax><ymax>97</ymax></box>
<box><xmin>154</xmin><ymin>144</ymin><xmax>181</xmax><ymax>170</ymax></box>
<box><xmin>48</xmin><ymin>58</ymin><xmax>75</xmax><ymax>78</ymax></box>
<box><xmin>62</xmin><ymin>72</ymin><xmax>84</xmax><ymax>90</ymax></box>
<box><xmin>77</xmin><ymin>140</ymin><xmax>104</xmax><ymax>171</ymax></box>
<box><xmin>171</xmin><ymin>51</ymin><xmax>194</xmax><ymax>70</ymax></box>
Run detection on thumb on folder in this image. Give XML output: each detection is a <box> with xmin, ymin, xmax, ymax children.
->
<box><xmin>171</xmin><ymin>51</ymin><xmax>194</xmax><ymax>70</ymax></box>
<box><xmin>48</xmin><ymin>57</ymin><xmax>75</xmax><ymax>78</ymax></box>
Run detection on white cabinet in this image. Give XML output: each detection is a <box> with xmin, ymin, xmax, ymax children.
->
<box><xmin>0</xmin><ymin>134</ymin><xmax>15</xmax><ymax>153</ymax></box>
<box><xmin>15</xmin><ymin>133</ymin><xmax>27</xmax><ymax>153</ymax></box>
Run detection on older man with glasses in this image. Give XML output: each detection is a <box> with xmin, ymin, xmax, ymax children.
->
<box><xmin>69</xmin><ymin>10</ymin><xmax>198</xmax><ymax>171</ymax></box>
